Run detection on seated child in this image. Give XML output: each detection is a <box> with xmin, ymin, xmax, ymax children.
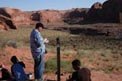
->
<box><xmin>11</xmin><ymin>56</ymin><xmax>28</xmax><ymax>81</ymax></box>
<box><xmin>0</xmin><ymin>64</ymin><xmax>12</xmax><ymax>81</ymax></box>
<box><xmin>67</xmin><ymin>59</ymin><xmax>91</xmax><ymax>81</ymax></box>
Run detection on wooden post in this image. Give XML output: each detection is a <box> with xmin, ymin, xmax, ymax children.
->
<box><xmin>56</xmin><ymin>37</ymin><xmax>61</xmax><ymax>81</ymax></box>
<box><xmin>120</xmin><ymin>12</ymin><xmax>122</xmax><ymax>23</ymax></box>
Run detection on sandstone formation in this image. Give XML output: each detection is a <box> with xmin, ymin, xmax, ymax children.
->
<box><xmin>63</xmin><ymin>8</ymin><xmax>88</xmax><ymax>24</ymax></box>
<box><xmin>29</xmin><ymin>10</ymin><xmax>65</xmax><ymax>25</ymax></box>
<box><xmin>40</xmin><ymin>10</ymin><xmax>64</xmax><ymax>24</ymax></box>
<box><xmin>0</xmin><ymin>15</ymin><xmax>16</xmax><ymax>30</ymax></box>
<box><xmin>0</xmin><ymin>8</ymin><xmax>65</xmax><ymax>30</ymax></box>
<box><xmin>85</xmin><ymin>0</ymin><xmax>122</xmax><ymax>23</ymax></box>
<box><xmin>85</xmin><ymin>2</ymin><xmax>103</xmax><ymax>23</ymax></box>
<box><xmin>3</xmin><ymin>8</ymin><xmax>31</xmax><ymax>25</ymax></box>
<box><xmin>0</xmin><ymin>21</ymin><xmax>7</xmax><ymax>30</ymax></box>
<box><xmin>102</xmin><ymin>0</ymin><xmax>120</xmax><ymax>23</ymax></box>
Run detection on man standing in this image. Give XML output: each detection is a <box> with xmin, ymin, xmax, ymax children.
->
<box><xmin>30</xmin><ymin>23</ymin><xmax>48</xmax><ymax>81</ymax></box>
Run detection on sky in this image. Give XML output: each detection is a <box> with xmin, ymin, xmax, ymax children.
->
<box><xmin>0</xmin><ymin>0</ymin><xmax>107</xmax><ymax>11</ymax></box>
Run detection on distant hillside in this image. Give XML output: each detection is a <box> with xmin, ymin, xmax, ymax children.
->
<box><xmin>0</xmin><ymin>0</ymin><xmax>122</xmax><ymax>30</ymax></box>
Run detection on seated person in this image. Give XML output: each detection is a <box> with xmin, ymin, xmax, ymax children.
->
<box><xmin>0</xmin><ymin>64</ymin><xmax>12</xmax><ymax>81</ymax></box>
<box><xmin>11</xmin><ymin>56</ymin><xmax>28</xmax><ymax>81</ymax></box>
<box><xmin>67</xmin><ymin>59</ymin><xmax>91</xmax><ymax>81</ymax></box>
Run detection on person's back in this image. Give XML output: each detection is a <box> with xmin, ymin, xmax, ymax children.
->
<box><xmin>0</xmin><ymin>67</ymin><xmax>12</xmax><ymax>80</ymax></box>
<box><xmin>11</xmin><ymin>56</ymin><xmax>28</xmax><ymax>81</ymax></box>
<box><xmin>11</xmin><ymin>63</ymin><xmax>28</xmax><ymax>81</ymax></box>
<box><xmin>77</xmin><ymin>68</ymin><xmax>91</xmax><ymax>81</ymax></box>
<box><xmin>67</xmin><ymin>59</ymin><xmax>91</xmax><ymax>81</ymax></box>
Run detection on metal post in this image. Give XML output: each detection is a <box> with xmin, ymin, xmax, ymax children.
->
<box><xmin>56</xmin><ymin>37</ymin><xmax>61</xmax><ymax>81</ymax></box>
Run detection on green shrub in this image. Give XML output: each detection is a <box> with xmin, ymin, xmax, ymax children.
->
<box><xmin>45</xmin><ymin>58</ymin><xmax>72</xmax><ymax>73</ymax></box>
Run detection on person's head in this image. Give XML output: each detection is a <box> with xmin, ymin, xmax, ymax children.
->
<box><xmin>11</xmin><ymin>56</ymin><xmax>18</xmax><ymax>64</ymax></box>
<box><xmin>72</xmin><ymin>59</ymin><xmax>81</xmax><ymax>70</ymax></box>
<box><xmin>35</xmin><ymin>22</ymin><xmax>44</xmax><ymax>32</ymax></box>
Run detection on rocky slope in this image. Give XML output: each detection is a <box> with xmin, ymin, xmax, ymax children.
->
<box><xmin>0</xmin><ymin>0</ymin><xmax>122</xmax><ymax>30</ymax></box>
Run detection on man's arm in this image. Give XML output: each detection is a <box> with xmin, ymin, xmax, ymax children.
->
<box><xmin>67</xmin><ymin>72</ymin><xmax>77</xmax><ymax>81</ymax></box>
<box><xmin>35</xmin><ymin>32</ymin><xmax>44</xmax><ymax>47</ymax></box>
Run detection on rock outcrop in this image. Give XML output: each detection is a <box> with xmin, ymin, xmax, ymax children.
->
<box><xmin>85</xmin><ymin>2</ymin><xmax>103</xmax><ymax>23</ymax></box>
<box><xmin>102</xmin><ymin>0</ymin><xmax>120</xmax><ymax>23</ymax></box>
<box><xmin>85</xmin><ymin>0</ymin><xmax>122</xmax><ymax>23</ymax></box>
<box><xmin>31</xmin><ymin>11</ymin><xmax>41</xmax><ymax>22</ymax></box>
<box><xmin>0</xmin><ymin>15</ymin><xmax>16</xmax><ymax>30</ymax></box>
<box><xmin>63</xmin><ymin>0</ymin><xmax>122</xmax><ymax>24</ymax></box>
<box><xmin>0</xmin><ymin>7</ymin><xmax>65</xmax><ymax>30</ymax></box>
<box><xmin>40</xmin><ymin>10</ymin><xmax>64</xmax><ymax>24</ymax></box>
<box><xmin>0</xmin><ymin>21</ymin><xmax>7</xmax><ymax>30</ymax></box>
<box><xmin>0</xmin><ymin>7</ymin><xmax>32</xmax><ymax>26</ymax></box>
<box><xmin>12</xmin><ymin>11</ymin><xmax>31</xmax><ymax>25</ymax></box>
<box><xmin>0</xmin><ymin>8</ymin><xmax>12</xmax><ymax>18</ymax></box>
<box><xmin>0</xmin><ymin>8</ymin><xmax>17</xmax><ymax>30</ymax></box>
<box><xmin>63</xmin><ymin>8</ymin><xmax>88</xmax><ymax>24</ymax></box>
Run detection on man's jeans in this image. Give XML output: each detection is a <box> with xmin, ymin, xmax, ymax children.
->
<box><xmin>34</xmin><ymin>54</ymin><xmax>44</xmax><ymax>80</ymax></box>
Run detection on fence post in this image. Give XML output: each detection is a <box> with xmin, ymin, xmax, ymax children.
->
<box><xmin>56</xmin><ymin>37</ymin><xmax>61</xmax><ymax>81</ymax></box>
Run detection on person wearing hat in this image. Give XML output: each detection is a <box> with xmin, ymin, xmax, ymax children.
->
<box><xmin>30</xmin><ymin>22</ymin><xmax>48</xmax><ymax>81</ymax></box>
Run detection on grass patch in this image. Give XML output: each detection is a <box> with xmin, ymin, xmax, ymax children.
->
<box><xmin>0</xmin><ymin>27</ymin><xmax>32</xmax><ymax>48</ymax></box>
<box><xmin>45</xmin><ymin>58</ymin><xmax>72</xmax><ymax>73</ymax></box>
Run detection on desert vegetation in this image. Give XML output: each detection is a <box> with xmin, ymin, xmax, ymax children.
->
<box><xmin>0</xmin><ymin>25</ymin><xmax>122</xmax><ymax>74</ymax></box>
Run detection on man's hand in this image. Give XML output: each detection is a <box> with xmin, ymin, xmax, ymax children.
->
<box><xmin>44</xmin><ymin>38</ymin><xmax>49</xmax><ymax>44</ymax></box>
<box><xmin>66</xmin><ymin>75</ymin><xmax>73</xmax><ymax>81</ymax></box>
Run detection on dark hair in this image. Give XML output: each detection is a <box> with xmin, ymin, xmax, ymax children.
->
<box><xmin>11</xmin><ymin>56</ymin><xmax>18</xmax><ymax>64</ymax></box>
<box><xmin>35</xmin><ymin>22</ymin><xmax>44</xmax><ymax>29</ymax></box>
<box><xmin>72</xmin><ymin>59</ymin><xmax>81</xmax><ymax>66</ymax></box>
